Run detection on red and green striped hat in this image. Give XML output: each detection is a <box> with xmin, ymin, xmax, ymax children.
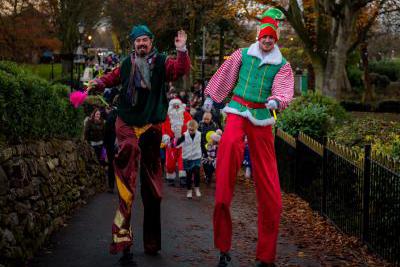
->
<box><xmin>257</xmin><ymin>8</ymin><xmax>285</xmax><ymax>41</ymax></box>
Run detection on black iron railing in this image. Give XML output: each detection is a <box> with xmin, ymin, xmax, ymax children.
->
<box><xmin>275</xmin><ymin>128</ymin><xmax>400</xmax><ymax>266</ymax></box>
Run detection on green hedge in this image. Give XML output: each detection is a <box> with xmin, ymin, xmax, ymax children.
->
<box><xmin>0</xmin><ymin>61</ymin><xmax>84</xmax><ymax>144</ymax></box>
<box><xmin>277</xmin><ymin>92</ymin><xmax>348</xmax><ymax>141</ymax></box>
<box><xmin>369</xmin><ymin>60</ymin><xmax>400</xmax><ymax>81</ymax></box>
<box><xmin>22</xmin><ymin>63</ymin><xmax>62</xmax><ymax>81</ymax></box>
<box><xmin>347</xmin><ymin>65</ymin><xmax>363</xmax><ymax>90</ymax></box>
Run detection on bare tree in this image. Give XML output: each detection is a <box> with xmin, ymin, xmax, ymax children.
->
<box><xmin>44</xmin><ymin>0</ymin><xmax>103</xmax><ymax>75</ymax></box>
<box><xmin>253</xmin><ymin>0</ymin><xmax>400</xmax><ymax>99</ymax></box>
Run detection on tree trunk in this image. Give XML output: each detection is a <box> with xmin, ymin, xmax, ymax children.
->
<box><xmin>306</xmin><ymin>63</ymin><xmax>315</xmax><ymax>92</ymax></box>
<box><xmin>218</xmin><ymin>27</ymin><xmax>225</xmax><ymax>65</ymax></box>
<box><xmin>61</xmin><ymin>53</ymin><xmax>73</xmax><ymax>77</ymax></box>
<box><xmin>322</xmin><ymin>48</ymin><xmax>351</xmax><ymax>99</ymax></box>
<box><xmin>322</xmin><ymin>7</ymin><xmax>355</xmax><ymax>99</ymax></box>
<box><xmin>361</xmin><ymin>42</ymin><xmax>374</xmax><ymax>103</ymax></box>
<box><xmin>60</xmin><ymin>51</ymin><xmax>74</xmax><ymax>89</ymax></box>
<box><xmin>311</xmin><ymin>58</ymin><xmax>324</xmax><ymax>94</ymax></box>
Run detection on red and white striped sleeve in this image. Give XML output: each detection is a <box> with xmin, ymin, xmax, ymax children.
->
<box><xmin>204</xmin><ymin>49</ymin><xmax>242</xmax><ymax>103</ymax></box>
<box><xmin>268</xmin><ymin>62</ymin><xmax>294</xmax><ymax>110</ymax></box>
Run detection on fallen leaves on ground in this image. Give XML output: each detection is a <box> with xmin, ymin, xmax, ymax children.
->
<box><xmin>230</xmin><ymin>175</ymin><xmax>393</xmax><ymax>266</ymax></box>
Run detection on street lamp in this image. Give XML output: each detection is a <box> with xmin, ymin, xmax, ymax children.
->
<box><xmin>78</xmin><ymin>22</ymin><xmax>85</xmax><ymax>35</ymax></box>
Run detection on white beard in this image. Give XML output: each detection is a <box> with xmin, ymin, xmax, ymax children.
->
<box><xmin>168</xmin><ymin>107</ymin><xmax>185</xmax><ymax>138</ymax></box>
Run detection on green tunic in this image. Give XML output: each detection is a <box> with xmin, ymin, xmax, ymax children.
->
<box><xmin>226</xmin><ymin>48</ymin><xmax>286</xmax><ymax>123</ymax></box>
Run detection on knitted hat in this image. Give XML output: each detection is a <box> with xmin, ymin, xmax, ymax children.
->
<box><xmin>257</xmin><ymin>8</ymin><xmax>285</xmax><ymax>41</ymax></box>
<box><xmin>129</xmin><ymin>25</ymin><xmax>154</xmax><ymax>40</ymax></box>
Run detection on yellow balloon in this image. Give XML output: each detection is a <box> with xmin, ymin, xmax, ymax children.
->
<box><xmin>206</xmin><ymin>130</ymin><xmax>216</xmax><ymax>144</ymax></box>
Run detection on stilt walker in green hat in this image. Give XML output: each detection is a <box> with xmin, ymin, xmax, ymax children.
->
<box><xmin>87</xmin><ymin>25</ymin><xmax>190</xmax><ymax>265</ymax></box>
<box><xmin>203</xmin><ymin>8</ymin><xmax>294</xmax><ymax>267</ymax></box>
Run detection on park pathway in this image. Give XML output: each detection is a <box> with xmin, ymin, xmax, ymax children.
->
<box><xmin>29</xmin><ymin>178</ymin><xmax>388</xmax><ymax>267</ymax></box>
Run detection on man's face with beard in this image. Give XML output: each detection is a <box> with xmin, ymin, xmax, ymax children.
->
<box><xmin>134</xmin><ymin>35</ymin><xmax>153</xmax><ymax>57</ymax></box>
<box><xmin>259</xmin><ymin>35</ymin><xmax>276</xmax><ymax>53</ymax></box>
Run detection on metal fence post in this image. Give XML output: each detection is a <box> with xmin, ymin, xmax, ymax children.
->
<box><xmin>362</xmin><ymin>144</ymin><xmax>372</xmax><ymax>243</ymax></box>
<box><xmin>322</xmin><ymin>137</ymin><xmax>328</xmax><ymax>215</ymax></box>
<box><xmin>294</xmin><ymin>136</ymin><xmax>300</xmax><ymax>193</ymax></box>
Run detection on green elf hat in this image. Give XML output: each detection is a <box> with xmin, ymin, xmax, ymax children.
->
<box><xmin>129</xmin><ymin>24</ymin><xmax>154</xmax><ymax>40</ymax></box>
<box><xmin>257</xmin><ymin>7</ymin><xmax>285</xmax><ymax>41</ymax></box>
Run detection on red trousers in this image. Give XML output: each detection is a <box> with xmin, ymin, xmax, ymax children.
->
<box><xmin>213</xmin><ymin>114</ymin><xmax>282</xmax><ymax>263</ymax></box>
<box><xmin>110</xmin><ymin>117</ymin><xmax>163</xmax><ymax>254</ymax></box>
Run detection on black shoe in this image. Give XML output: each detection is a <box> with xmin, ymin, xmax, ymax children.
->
<box><xmin>119</xmin><ymin>251</ymin><xmax>134</xmax><ymax>266</ymax></box>
<box><xmin>144</xmin><ymin>249</ymin><xmax>159</xmax><ymax>256</ymax></box>
<box><xmin>255</xmin><ymin>262</ymin><xmax>276</xmax><ymax>267</ymax></box>
<box><xmin>217</xmin><ymin>252</ymin><xmax>231</xmax><ymax>267</ymax></box>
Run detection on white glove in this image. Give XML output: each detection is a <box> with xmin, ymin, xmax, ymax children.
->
<box><xmin>266</xmin><ymin>99</ymin><xmax>279</xmax><ymax>110</ymax></box>
<box><xmin>162</xmin><ymin>134</ymin><xmax>170</xmax><ymax>146</ymax></box>
<box><xmin>202</xmin><ymin>97</ymin><xmax>213</xmax><ymax>112</ymax></box>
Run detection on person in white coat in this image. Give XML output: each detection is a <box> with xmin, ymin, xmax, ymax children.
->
<box><xmin>176</xmin><ymin>120</ymin><xmax>202</xmax><ymax>199</ymax></box>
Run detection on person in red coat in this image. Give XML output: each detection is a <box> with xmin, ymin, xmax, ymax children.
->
<box><xmin>162</xmin><ymin>98</ymin><xmax>192</xmax><ymax>187</ymax></box>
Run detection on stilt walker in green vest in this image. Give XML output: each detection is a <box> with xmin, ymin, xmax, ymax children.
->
<box><xmin>87</xmin><ymin>25</ymin><xmax>190</xmax><ymax>265</ymax></box>
<box><xmin>203</xmin><ymin>8</ymin><xmax>294</xmax><ymax>267</ymax></box>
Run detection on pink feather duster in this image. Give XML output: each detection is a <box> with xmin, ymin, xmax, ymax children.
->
<box><xmin>69</xmin><ymin>91</ymin><xmax>88</xmax><ymax>108</ymax></box>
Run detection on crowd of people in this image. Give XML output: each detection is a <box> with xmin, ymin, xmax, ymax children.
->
<box><xmin>82</xmin><ymin>74</ymin><xmax>251</xmax><ymax>198</ymax></box>
<box><xmin>161</xmin><ymin>86</ymin><xmax>227</xmax><ymax>199</ymax></box>
<box><xmin>81</xmin><ymin>52</ymin><xmax>120</xmax><ymax>87</ymax></box>
<box><xmin>80</xmin><ymin>45</ymin><xmax>248</xmax><ymax>200</ymax></box>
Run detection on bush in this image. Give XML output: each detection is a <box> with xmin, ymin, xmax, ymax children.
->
<box><xmin>0</xmin><ymin>61</ymin><xmax>84</xmax><ymax>144</ymax></box>
<box><xmin>369</xmin><ymin>60</ymin><xmax>400</xmax><ymax>81</ymax></box>
<box><xmin>376</xmin><ymin>100</ymin><xmax>400</xmax><ymax>113</ymax></box>
<box><xmin>370</xmin><ymin>72</ymin><xmax>391</xmax><ymax>89</ymax></box>
<box><xmin>347</xmin><ymin>65</ymin><xmax>364</xmax><ymax>90</ymax></box>
<box><xmin>329</xmin><ymin>114</ymin><xmax>400</xmax><ymax>159</ymax></box>
<box><xmin>393</xmin><ymin>138</ymin><xmax>400</xmax><ymax>161</ymax></box>
<box><xmin>277</xmin><ymin>104</ymin><xmax>331</xmax><ymax>140</ymax></box>
<box><xmin>340</xmin><ymin>101</ymin><xmax>373</xmax><ymax>112</ymax></box>
<box><xmin>370</xmin><ymin>133</ymin><xmax>400</xmax><ymax>161</ymax></box>
<box><xmin>285</xmin><ymin>92</ymin><xmax>348</xmax><ymax>121</ymax></box>
<box><xmin>277</xmin><ymin>92</ymin><xmax>347</xmax><ymax>140</ymax></box>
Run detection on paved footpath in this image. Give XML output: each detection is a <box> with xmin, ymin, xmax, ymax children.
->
<box><xmin>29</xmin><ymin>180</ymin><xmax>322</xmax><ymax>267</ymax></box>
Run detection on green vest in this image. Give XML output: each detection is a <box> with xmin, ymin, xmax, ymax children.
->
<box><xmin>117</xmin><ymin>53</ymin><xmax>168</xmax><ymax>126</ymax></box>
<box><xmin>226</xmin><ymin>48</ymin><xmax>286</xmax><ymax>122</ymax></box>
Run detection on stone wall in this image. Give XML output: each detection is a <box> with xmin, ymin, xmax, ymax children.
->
<box><xmin>0</xmin><ymin>139</ymin><xmax>105</xmax><ymax>267</ymax></box>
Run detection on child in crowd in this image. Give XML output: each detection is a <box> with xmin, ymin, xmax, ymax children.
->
<box><xmin>198</xmin><ymin>112</ymin><xmax>218</xmax><ymax>155</ymax></box>
<box><xmin>84</xmin><ymin>108</ymin><xmax>105</xmax><ymax>164</ymax></box>
<box><xmin>176</xmin><ymin>120</ymin><xmax>202</xmax><ymax>199</ymax></box>
<box><xmin>202</xmin><ymin>130</ymin><xmax>222</xmax><ymax>185</ymax></box>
